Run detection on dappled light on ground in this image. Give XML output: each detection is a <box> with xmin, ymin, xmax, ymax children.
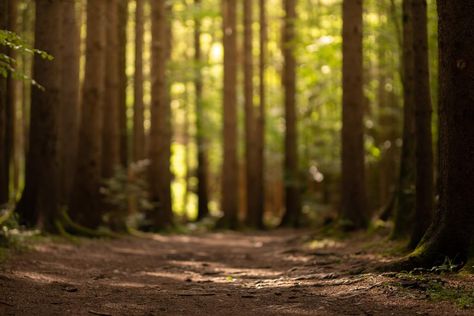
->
<box><xmin>1</xmin><ymin>231</ymin><xmax>473</xmax><ymax>315</ymax></box>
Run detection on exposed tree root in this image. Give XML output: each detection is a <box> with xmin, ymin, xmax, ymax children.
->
<box><xmin>59</xmin><ymin>209</ymin><xmax>120</xmax><ymax>239</ymax></box>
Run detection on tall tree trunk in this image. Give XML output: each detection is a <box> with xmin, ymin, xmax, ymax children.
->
<box><xmin>4</xmin><ymin>0</ymin><xmax>17</xmax><ymax>205</ymax></box>
<box><xmin>392</xmin><ymin>0</ymin><xmax>416</xmax><ymax>238</ymax></box>
<box><xmin>254</xmin><ymin>0</ymin><xmax>267</xmax><ymax>228</ymax></box>
<box><xmin>194</xmin><ymin>0</ymin><xmax>210</xmax><ymax>221</ymax></box>
<box><xmin>59</xmin><ymin>0</ymin><xmax>81</xmax><ymax>205</ymax></box>
<box><xmin>340</xmin><ymin>0</ymin><xmax>368</xmax><ymax>230</ymax></box>
<box><xmin>409</xmin><ymin>0</ymin><xmax>434</xmax><ymax>249</ymax></box>
<box><xmin>218</xmin><ymin>0</ymin><xmax>239</xmax><ymax>228</ymax></box>
<box><xmin>280</xmin><ymin>0</ymin><xmax>301</xmax><ymax>228</ymax></box>
<box><xmin>0</xmin><ymin>0</ymin><xmax>7</xmax><ymax>206</ymax></box>
<box><xmin>102</xmin><ymin>0</ymin><xmax>121</xmax><ymax>179</ymax></box>
<box><xmin>243</xmin><ymin>0</ymin><xmax>260</xmax><ymax>228</ymax></box>
<box><xmin>133</xmin><ymin>0</ymin><xmax>145</xmax><ymax>162</ymax></box>
<box><xmin>149</xmin><ymin>0</ymin><xmax>173</xmax><ymax>228</ymax></box>
<box><xmin>15</xmin><ymin>0</ymin><xmax>62</xmax><ymax>232</ymax></box>
<box><xmin>394</xmin><ymin>0</ymin><xmax>474</xmax><ymax>269</ymax></box>
<box><xmin>118</xmin><ymin>0</ymin><xmax>128</xmax><ymax>167</ymax></box>
<box><xmin>69</xmin><ymin>0</ymin><xmax>107</xmax><ymax>228</ymax></box>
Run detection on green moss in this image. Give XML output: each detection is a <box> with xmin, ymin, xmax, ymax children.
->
<box><xmin>393</xmin><ymin>272</ymin><xmax>474</xmax><ymax>309</ymax></box>
<box><xmin>428</xmin><ymin>282</ymin><xmax>474</xmax><ymax>309</ymax></box>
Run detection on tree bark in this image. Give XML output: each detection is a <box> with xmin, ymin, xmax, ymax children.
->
<box><xmin>254</xmin><ymin>0</ymin><xmax>267</xmax><ymax>228</ymax></box>
<box><xmin>243</xmin><ymin>0</ymin><xmax>260</xmax><ymax>228</ymax></box>
<box><xmin>59</xmin><ymin>0</ymin><xmax>81</xmax><ymax>205</ymax></box>
<box><xmin>15</xmin><ymin>0</ymin><xmax>62</xmax><ymax>232</ymax></box>
<box><xmin>4</xmin><ymin>0</ymin><xmax>18</xmax><ymax>205</ymax></box>
<box><xmin>133</xmin><ymin>0</ymin><xmax>145</xmax><ymax>162</ymax></box>
<box><xmin>280</xmin><ymin>0</ymin><xmax>301</xmax><ymax>228</ymax></box>
<box><xmin>149</xmin><ymin>0</ymin><xmax>174</xmax><ymax>228</ymax></box>
<box><xmin>391</xmin><ymin>0</ymin><xmax>474</xmax><ymax>269</ymax></box>
<box><xmin>194</xmin><ymin>0</ymin><xmax>210</xmax><ymax>221</ymax></box>
<box><xmin>340</xmin><ymin>0</ymin><xmax>368</xmax><ymax>230</ymax></box>
<box><xmin>0</xmin><ymin>0</ymin><xmax>7</xmax><ymax>206</ymax></box>
<box><xmin>409</xmin><ymin>0</ymin><xmax>434</xmax><ymax>249</ymax></box>
<box><xmin>118</xmin><ymin>0</ymin><xmax>128</xmax><ymax>167</ymax></box>
<box><xmin>218</xmin><ymin>0</ymin><xmax>239</xmax><ymax>228</ymax></box>
<box><xmin>392</xmin><ymin>0</ymin><xmax>416</xmax><ymax>239</ymax></box>
<box><xmin>69</xmin><ymin>0</ymin><xmax>107</xmax><ymax>228</ymax></box>
<box><xmin>102</xmin><ymin>0</ymin><xmax>121</xmax><ymax>179</ymax></box>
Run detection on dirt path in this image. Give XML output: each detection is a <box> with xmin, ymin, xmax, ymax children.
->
<box><xmin>0</xmin><ymin>230</ymin><xmax>472</xmax><ymax>315</ymax></box>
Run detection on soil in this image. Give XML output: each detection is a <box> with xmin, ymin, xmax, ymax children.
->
<box><xmin>1</xmin><ymin>229</ymin><xmax>473</xmax><ymax>315</ymax></box>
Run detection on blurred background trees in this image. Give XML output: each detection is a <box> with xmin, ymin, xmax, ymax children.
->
<box><xmin>0</xmin><ymin>0</ymin><xmax>441</xmax><ymax>237</ymax></box>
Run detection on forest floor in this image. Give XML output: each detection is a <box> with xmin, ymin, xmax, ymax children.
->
<box><xmin>1</xmin><ymin>229</ymin><xmax>474</xmax><ymax>315</ymax></box>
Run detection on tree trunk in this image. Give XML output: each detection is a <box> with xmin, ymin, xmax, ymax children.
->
<box><xmin>59</xmin><ymin>0</ymin><xmax>81</xmax><ymax>205</ymax></box>
<box><xmin>0</xmin><ymin>0</ymin><xmax>7</xmax><ymax>206</ymax></box>
<box><xmin>254</xmin><ymin>0</ymin><xmax>267</xmax><ymax>228</ymax></box>
<box><xmin>243</xmin><ymin>0</ymin><xmax>260</xmax><ymax>228</ymax></box>
<box><xmin>340</xmin><ymin>0</ymin><xmax>368</xmax><ymax>230</ymax></box>
<box><xmin>280</xmin><ymin>0</ymin><xmax>301</xmax><ymax>228</ymax></box>
<box><xmin>149</xmin><ymin>0</ymin><xmax>173</xmax><ymax>228</ymax></box>
<box><xmin>118</xmin><ymin>0</ymin><xmax>128</xmax><ymax>167</ymax></box>
<box><xmin>69</xmin><ymin>0</ymin><xmax>107</xmax><ymax>228</ymax></box>
<box><xmin>15</xmin><ymin>0</ymin><xmax>62</xmax><ymax>232</ymax></box>
<box><xmin>392</xmin><ymin>0</ymin><xmax>416</xmax><ymax>239</ymax></box>
<box><xmin>4</xmin><ymin>0</ymin><xmax>17</xmax><ymax>206</ymax></box>
<box><xmin>392</xmin><ymin>0</ymin><xmax>474</xmax><ymax>269</ymax></box>
<box><xmin>218</xmin><ymin>0</ymin><xmax>239</xmax><ymax>228</ymax></box>
<box><xmin>102</xmin><ymin>0</ymin><xmax>121</xmax><ymax>179</ymax></box>
<box><xmin>133</xmin><ymin>0</ymin><xmax>145</xmax><ymax>162</ymax></box>
<box><xmin>194</xmin><ymin>0</ymin><xmax>210</xmax><ymax>221</ymax></box>
<box><xmin>409</xmin><ymin>0</ymin><xmax>434</xmax><ymax>249</ymax></box>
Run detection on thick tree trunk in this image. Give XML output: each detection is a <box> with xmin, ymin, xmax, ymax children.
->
<box><xmin>243</xmin><ymin>0</ymin><xmax>260</xmax><ymax>228</ymax></box>
<box><xmin>118</xmin><ymin>0</ymin><xmax>128</xmax><ymax>167</ymax></box>
<box><xmin>59</xmin><ymin>0</ymin><xmax>81</xmax><ymax>205</ymax></box>
<box><xmin>102</xmin><ymin>0</ymin><xmax>121</xmax><ymax>179</ymax></box>
<box><xmin>340</xmin><ymin>0</ymin><xmax>368</xmax><ymax>230</ymax></box>
<box><xmin>392</xmin><ymin>0</ymin><xmax>416</xmax><ymax>239</ymax></box>
<box><xmin>149</xmin><ymin>0</ymin><xmax>173</xmax><ymax>228</ymax></box>
<box><xmin>0</xmin><ymin>0</ymin><xmax>7</xmax><ymax>206</ymax></box>
<box><xmin>194</xmin><ymin>0</ymin><xmax>210</xmax><ymax>221</ymax></box>
<box><xmin>409</xmin><ymin>0</ymin><xmax>434</xmax><ymax>249</ymax></box>
<box><xmin>15</xmin><ymin>0</ymin><xmax>62</xmax><ymax>232</ymax></box>
<box><xmin>390</xmin><ymin>0</ymin><xmax>474</xmax><ymax>270</ymax></box>
<box><xmin>218</xmin><ymin>0</ymin><xmax>239</xmax><ymax>228</ymax></box>
<box><xmin>69</xmin><ymin>0</ymin><xmax>107</xmax><ymax>228</ymax></box>
<box><xmin>133</xmin><ymin>0</ymin><xmax>145</xmax><ymax>162</ymax></box>
<box><xmin>280</xmin><ymin>0</ymin><xmax>301</xmax><ymax>228</ymax></box>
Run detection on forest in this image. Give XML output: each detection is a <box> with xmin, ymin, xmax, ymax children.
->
<box><xmin>0</xmin><ymin>0</ymin><xmax>473</xmax><ymax>315</ymax></box>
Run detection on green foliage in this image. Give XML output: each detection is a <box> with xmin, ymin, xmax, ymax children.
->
<box><xmin>395</xmin><ymin>272</ymin><xmax>474</xmax><ymax>309</ymax></box>
<box><xmin>100</xmin><ymin>160</ymin><xmax>154</xmax><ymax>229</ymax></box>
<box><xmin>0</xmin><ymin>29</ymin><xmax>52</xmax><ymax>86</ymax></box>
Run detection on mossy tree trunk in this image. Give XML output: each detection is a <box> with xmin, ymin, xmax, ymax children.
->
<box><xmin>394</xmin><ymin>0</ymin><xmax>474</xmax><ymax>269</ymax></box>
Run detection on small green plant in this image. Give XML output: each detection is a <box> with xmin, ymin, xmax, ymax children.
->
<box><xmin>100</xmin><ymin>160</ymin><xmax>154</xmax><ymax>231</ymax></box>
